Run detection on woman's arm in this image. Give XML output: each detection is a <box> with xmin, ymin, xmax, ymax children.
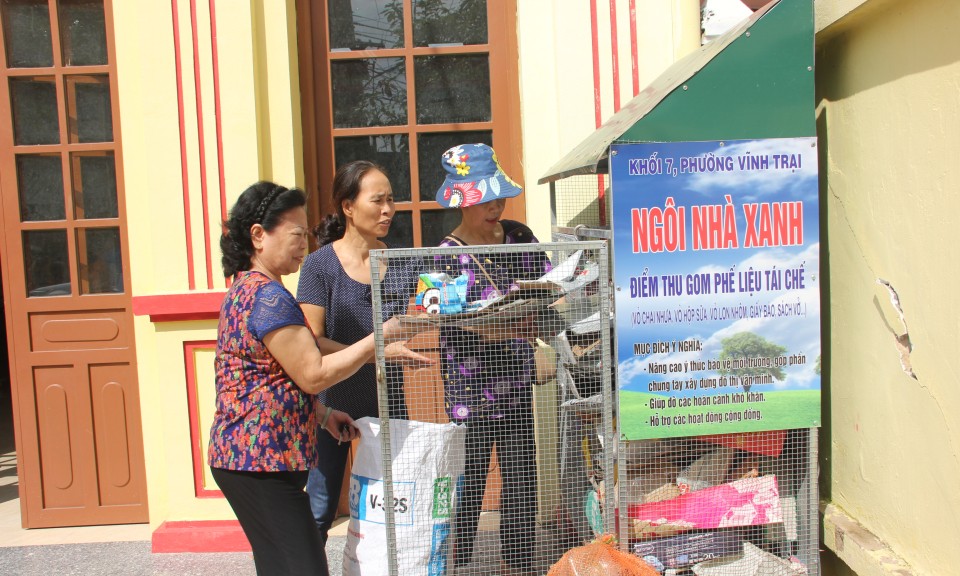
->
<box><xmin>264</xmin><ymin>317</ymin><xmax>412</xmax><ymax>395</ymax></box>
<box><xmin>264</xmin><ymin>324</ymin><xmax>374</xmax><ymax>395</ymax></box>
<box><xmin>300</xmin><ymin>302</ymin><xmax>350</xmax><ymax>355</ymax></box>
<box><xmin>302</xmin><ymin>301</ymin><xmax>430</xmax><ymax>365</ymax></box>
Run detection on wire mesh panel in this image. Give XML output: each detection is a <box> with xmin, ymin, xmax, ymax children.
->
<box><xmin>603</xmin><ymin>136</ymin><xmax>822</xmax><ymax>575</ymax></box>
<box><xmin>361</xmin><ymin>241</ymin><xmax>613</xmax><ymax>576</ymax></box>
<box><xmin>618</xmin><ymin>429</ymin><xmax>819</xmax><ymax>575</ymax></box>
<box><xmin>550</xmin><ymin>174</ymin><xmax>610</xmax><ymax>229</ymax></box>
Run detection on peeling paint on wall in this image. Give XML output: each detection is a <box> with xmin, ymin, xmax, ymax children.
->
<box><xmin>876</xmin><ymin>278</ymin><xmax>916</xmax><ymax>379</ymax></box>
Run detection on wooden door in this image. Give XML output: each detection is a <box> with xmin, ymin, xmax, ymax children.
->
<box><xmin>0</xmin><ymin>0</ymin><xmax>147</xmax><ymax>527</ymax></box>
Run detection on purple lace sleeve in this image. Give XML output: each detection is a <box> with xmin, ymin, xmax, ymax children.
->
<box><xmin>248</xmin><ymin>281</ymin><xmax>307</xmax><ymax>341</ymax></box>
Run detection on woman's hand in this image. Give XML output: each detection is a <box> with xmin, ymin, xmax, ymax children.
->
<box><xmin>323</xmin><ymin>409</ymin><xmax>360</xmax><ymax>443</ymax></box>
<box><xmin>384</xmin><ymin>341</ymin><xmax>436</xmax><ymax>367</ymax></box>
<box><xmin>382</xmin><ymin>315</ymin><xmax>433</xmax><ymax>343</ymax></box>
<box><xmin>382</xmin><ymin>316</ymin><xmax>406</xmax><ymax>343</ymax></box>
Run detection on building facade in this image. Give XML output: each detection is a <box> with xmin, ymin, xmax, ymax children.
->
<box><xmin>1</xmin><ymin>0</ymin><xmax>956</xmax><ymax>574</ymax></box>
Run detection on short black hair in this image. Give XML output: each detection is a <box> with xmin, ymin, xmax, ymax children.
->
<box><xmin>220</xmin><ymin>181</ymin><xmax>306</xmax><ymax>277</ymax></box>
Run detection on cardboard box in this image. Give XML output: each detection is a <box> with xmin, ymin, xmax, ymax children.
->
<box><xmin>699</xmin><ymin>431</ymin><xmax>787</xmax><ymax>457</ymax></box>
<box><xmin>633</xmin><ymin>530</ymin><xmax>745</xmax><ymax>571</ymax></box>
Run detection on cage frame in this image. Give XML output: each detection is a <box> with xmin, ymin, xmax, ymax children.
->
<box><xmin>368</xmin><ymin>240</ymin><xmax>614</xmax><ymax>576</ymax></box>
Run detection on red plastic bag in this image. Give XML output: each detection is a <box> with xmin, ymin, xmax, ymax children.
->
<box><xmin>548</xmin><ymin>536</ymin><xmax>659</xmax><ymax>576</ymax></box>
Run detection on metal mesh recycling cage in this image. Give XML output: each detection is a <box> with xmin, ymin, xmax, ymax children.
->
<box><xmin>351</xmin><ymin>233</ymin><xmax>820</xmax><ymax>575</ymax></box>
<box><xmin>353</xmin><ymin>240</ymin><xmax>613</xmax><ymax>576</ymax></box>
<box><xmin>540</xmin><ymin>138</ymin><xmax>822</xmax><ymax>575</ymax></box>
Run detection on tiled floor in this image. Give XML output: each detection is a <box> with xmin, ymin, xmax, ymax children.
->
<box><xmin>0</xmin><ymin>389</ymin><xmax>560</xmax><ymax>575</ymax></box>
<box><xmin>0</xmin><ymin>429</ymin><xmax>300</xmax><ymax>575</ymax></box>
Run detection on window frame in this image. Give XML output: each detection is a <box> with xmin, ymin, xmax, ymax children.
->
<box><xmin>0</xmin><ymin>0</ymin><xmax>129</xmax><ymax>300</ymax></box>
<box><xmin>296</xmin><ymin>0</ymin><xmax>524</xmax><ymax>249</ymax></box>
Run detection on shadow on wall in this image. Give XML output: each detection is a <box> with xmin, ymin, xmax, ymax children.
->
<box><xmin>816</xmin><ymin>0</ymin><xmax>960</xmax><ymax>102</ymax></box>
<box><xmin>820</xmin><ymin>548</ymin><xmax>858</xmax><ymax>576</ymax></box>
<box><xmin>814</xmin><ymin>107</ymin><xmax>832</xmax><ymax>504</ymax></box>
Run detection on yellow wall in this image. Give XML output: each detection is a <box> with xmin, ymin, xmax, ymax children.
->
<box><xmin>110</xmin><ymin>0</ymin><xmax>791</xmax><ymax>536</ymax></box>
<box><xmin>816</xmin><ymin>0</ymin><xmax>960</xmax><ymax>573</ymax></box>
<box><xmin>514</xmin><ymin>0</ymin><xmax>701</xmax><ymax>522</ymax></box>
<box><xmin>517</xmin><ymin>0</ymin><xmax>702</xmax><ymax>241</ymax></box>
<box><xmin>114</xmin><ymin>0</ymin><xmax>304</xmax><ymax>527</ymax></box>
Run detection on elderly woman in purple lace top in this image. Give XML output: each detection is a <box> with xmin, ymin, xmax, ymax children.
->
<box><xmin>434</xmin><ymin>144</ymin><xmax>552</xmax><ymax>575</ymax></box>
<box><xmin>209</xmin><ymin>181</ymin><xmax>415</xmax><ymax>576</ymax></box>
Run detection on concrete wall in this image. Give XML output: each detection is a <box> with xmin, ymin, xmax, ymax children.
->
<box><xmin>815</xmin><ymin>0</ymin><xmax>960</xmax><ymax>573</ymax></box>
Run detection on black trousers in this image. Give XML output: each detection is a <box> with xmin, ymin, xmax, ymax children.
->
<box><xmin>453</xmin><ymin>416</ymin><xmax>538</xmax><ymax>571</ymax></box>
<box><xmin>211</xmin><ymin>468</ymin><xmax>328</xmax><ymax>576</ymax></box>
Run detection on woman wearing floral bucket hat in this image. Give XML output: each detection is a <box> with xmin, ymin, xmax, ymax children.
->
<box><xmin>434</xmin><ymin>143</ymin><xmax>552</xmax><ymax>575</ymax></box>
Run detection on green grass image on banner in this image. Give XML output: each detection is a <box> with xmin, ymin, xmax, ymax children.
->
<box><xmin>619</xmin><ymin>389</ymin><xmax>820</xmax><ymax>439</ymax></box>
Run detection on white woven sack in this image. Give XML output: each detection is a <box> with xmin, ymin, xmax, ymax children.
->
<box><xmin>343</xmin><ymin>417</ymin><xmax>466</xmax><ymax>576</ymax></box>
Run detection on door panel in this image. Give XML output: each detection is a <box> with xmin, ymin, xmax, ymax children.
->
<box><xmin>91</xmin><ymin>362</ymin><xmax>142</xmax><ymax>506</ymax></box>
<box><xmin>31</xmin><ymin>310</ymin><xmax>123</xmax><ymax>350</ymax></box>
<box><xmin>35</xmin><ymin>364</ymin><xmax>87</xmax><ymax>508</ymax></box>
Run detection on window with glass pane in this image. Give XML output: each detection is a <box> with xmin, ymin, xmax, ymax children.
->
<box><xmin>413</xmin><ymin>0</ymin><xmax>487</xmax><ymax>47</ymax></box>
<box><xmin>334</xmin><ymin>135</ymin><xmax>411</xmax><ymax>202</ymax></box>
<box><xmin>331</xmin><ymin>58</ymin><xmax>407</xmax><ymax>128</ymax></box>
<box><xmin>58</xmin><ymin>0</ymin><xmax>107</xmax><ymax>66</ymax></box>
<box><xmin>77</xmin><ymin>227</ymin><xmax>122</xmax><ymax>294</ymax></box>
<box><xmin>414</xmin><ymin>55</ymin><xmax>490</xmax><ymax>124</ymax></box>
<box><xmin>307</xmin><ymin>0</ymin><xmax>515</xmax><ymax>247</ymax></box>
<box><xmin>1</xmin><ymin>0</ymin><xmax>53</xmax><ymax>68</ymax></box>
<box><xmin>420</xmin><ymin>208</ymin><xmax>461</xmax><ymax>247</ymax></box>
<box><xmin>24</xmin><ymin>229</ymin><xmax>71</xmax><ymax>297</ymax></box>
<box><xmin>417</xmin><ymin>130</ymin><xmax>491</xmax><ymax>201</ymax></box>
<box><xmin>10</xmin><ymin>76</ymin><xmax>60</xmax><ymax>145</ymax></box>
<box><xmin>382</xmin><ymin>210</ymin><xmax>413</xmax><ymax>248</ymax></box>
<box><xmin>71</xmin><ymin>152</ymin><xmax>117</xmax><ymax>219</ymax></box>
<box><xmin>327</xmin><ymin>0</ymin><xmax>403</xmax><ymax>50</ymax></box>
<box><xmin>16</xmin><ymin>155</ymin><xmax>66</xmax><ymax>222</ymax></box>
<box><xmin>66</xmin><ymin>75</ymin><xmax>113</xmax><ymax>143</ymax></box>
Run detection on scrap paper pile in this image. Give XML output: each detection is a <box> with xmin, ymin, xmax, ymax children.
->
<box><xmin>612</xmin><ymin>431</ymin><xmax>809</xmax><ymax>575</ymax></box>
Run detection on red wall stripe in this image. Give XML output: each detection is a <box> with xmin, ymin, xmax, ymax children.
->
<box><xmin>589</xmin><ymin>0</ymin><xmax>606</xmax><ymax>226</ymax></box>
<box><xmin>184</xmin><ymin>340</ymin><xmax>222</xmax><ymax>498</ymax></box>
<box><xmin>208</xmin><ymin>0</ymin><xmax>228</xmax><ymax>287</ymax></box>
<box><xmin>630</xmin><ymin>0</ymin><xmax>639</xmax><ymax>96</ymax></box>
<box><xmin>132</xmin><ymin>291</ymin><xmax>225</xmax><ymax>322</ymax></box>
<box><xmin>589</xmin><ymin>0</ymin><xmax>602</xmax><ymax>129</ymax></box>
<box><xmin>190</xmin><ymin>0</ymin><xmax>214</xmax><ymax>290</ymax></box>
<box><xmin>171</xmin><ymin>0</ymin><xmax>196</xmax><ymax>290</ymax></box>
<box><xmin>609</xmin><ymin>0</ymin><xmax>621</xmax><ymax>112</ymax></box>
